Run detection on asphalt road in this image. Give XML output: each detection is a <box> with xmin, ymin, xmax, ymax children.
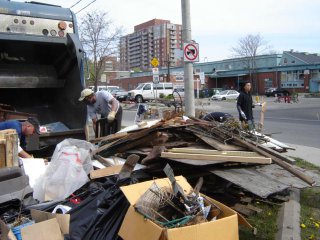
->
<box><xmin>122</xmin><ymin>97</ymin><xmax>320</xmax><ymax>148</ymax></box>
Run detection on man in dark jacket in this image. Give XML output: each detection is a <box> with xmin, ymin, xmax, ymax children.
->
<box><xmin>237</xmin><ymin>82</ymin><xmax>255</xmax><ymax>129</ymax></box>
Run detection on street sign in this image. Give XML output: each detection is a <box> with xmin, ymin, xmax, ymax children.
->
<box><xmin>184</xmin><ymin>43</ymin><xmax>199</xmax><ymax>62</ymax></box>
<box><xmin>152</xmin><ymin>68</ymin><xmax>159</xmax><ymax>75</ymax></box>
<box><xmin>153</xmin><ymin>75</ymin><xmax>159</xmax><ymax>84</ymax></box>
<box><xmin>151</xmin><ymin>57</ymin><xmax>159</xmax><ymax>67</ymax></box>
<box><xmin>199</xmin><ymin>72</ymin><xmax>205</xmax><ymax>84</ymax></box>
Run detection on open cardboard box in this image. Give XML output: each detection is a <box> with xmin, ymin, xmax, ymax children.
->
<box><xmin>119</xmin><ymin>176</ymin><xmax>250</xmax><ymax>240</ymax></box>
<box><xmin>0</xmin><ymin>209</ymin><xmax>69</xmax><ymax>240</ymax></box>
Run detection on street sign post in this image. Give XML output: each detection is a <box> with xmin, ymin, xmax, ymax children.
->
<box><xmin>184</xmin><ymin>43</ymin><xmax>199</xmax><ymax>62</ymax></box>
<box><xmin>151</xmin><ymin>57</ymin><xmax>159</xmax><ymax>67</ymax></box>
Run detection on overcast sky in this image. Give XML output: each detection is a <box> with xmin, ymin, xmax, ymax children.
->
<box><xmin>16</xmin><ymin>0</ymin><xmax>320</xmax><ymax>61</ymax></box>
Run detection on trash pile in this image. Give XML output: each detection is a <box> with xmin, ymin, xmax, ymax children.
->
<box><xmin>1</xmin><ymin>114</ymin><xmax>320</xmax><ymax>240</ymax></box>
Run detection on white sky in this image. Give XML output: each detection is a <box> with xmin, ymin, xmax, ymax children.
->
<box><xmin>15</xmin><ymin>0</ymin><xmax>320</xmax><ymax>61</ymax></box>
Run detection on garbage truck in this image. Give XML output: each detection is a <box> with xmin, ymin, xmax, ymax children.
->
<box><xmin>0</xmin><ymin>1</ymin><xmax>87</xmax><ymax>154</ymax></box>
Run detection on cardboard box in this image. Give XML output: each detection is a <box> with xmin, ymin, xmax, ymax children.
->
<box><xmin>119</xmin><ymin>176</ymin><xmax>240</xmax><ymax>240</ymax></box>
<box><xmin>0</xmin><ymin>209</ymin><xmax>69</xmax><ymax>240</ymax></box>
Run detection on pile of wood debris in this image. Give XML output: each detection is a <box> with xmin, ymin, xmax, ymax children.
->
<box><xmin>90</xmin><ymin>116</ymin><xmax>320</xmax><ymax>216</ymax></box>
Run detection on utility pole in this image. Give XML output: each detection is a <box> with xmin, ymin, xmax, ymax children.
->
<box><xmin>181</xmin><ymin>0</ymin><xmax>195</xmax><ymax>116</ymax></box>
<box><xmin>166</xmin><ymin>24</ymin><xmax>171</xmax><ymax>82</ymax></box>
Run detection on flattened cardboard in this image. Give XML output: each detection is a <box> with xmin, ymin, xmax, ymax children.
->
<box><xmin>119</xmin><ymin>176</ymin><xmax>240</xmax><ymax>240</ymax></box>
<box><xmin>21</xmin><ymin>218</ymin><xmax>62</xmax><ymax>240</ymax></box>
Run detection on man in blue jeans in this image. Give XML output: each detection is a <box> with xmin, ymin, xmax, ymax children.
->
<box><xmin>0</xmin><ymin>117</ymin><xmax>40</xmax><ymax>158</ymax></box>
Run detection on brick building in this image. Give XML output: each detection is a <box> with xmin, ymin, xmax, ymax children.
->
<box><xmin>119</xmin><ymin>19</ymin><xmax>183</xmax><ymax>71</ymax></box>
<box><xmin>111</xmin><ymin>51</ymin><xmax>320</xmax><ymax>94</ymax></box>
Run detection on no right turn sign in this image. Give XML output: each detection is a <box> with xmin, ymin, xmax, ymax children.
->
<box><xmin>184</xmin><ymin>43</ymin><xmax>199</xmax><ymax>62</ymax></box>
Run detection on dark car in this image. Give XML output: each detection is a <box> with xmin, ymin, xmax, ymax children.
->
<box><xmin>110</xmin><ymin>88</ymin><xmax>129</xmax><ymax>102</ymax></box>
<box><xmin>265</xmin><ymin>88</ymin><xmax>290</xmax><ymax>97</ymax></box>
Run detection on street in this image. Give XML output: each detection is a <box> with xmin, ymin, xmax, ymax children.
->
<box><xmin>122</xmin><ymin>97</ymin><xmax>320</xmax><ymax>148</ymax></box>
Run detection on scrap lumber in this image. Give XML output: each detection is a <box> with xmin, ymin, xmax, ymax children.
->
<box><xmin>231</xmin><ymin>135</ymin><xmax>315</xmax><ymax>186</ymax></box>
<box><xmin>141</xmin><ymin>146</ymin><xmax>166</xmax><ymax>165</ymax></box>
<box><xmin>117</xmin><ymin>131</ymin><xmax>161</xmax><ymax>153</ymax></box>
<box><xmin>169</xmin><ymin>148</ymin><xmax>262</xmax><ymax>157</ymax></box>
<box><xmin>211</xmin><ymin>164</ymin><xmax>320</xmax><ymax>198</ymax></box>
<box><xmin>187</xmin><ymin>119</ymin><xmax>315</xmax><ymax>186</ymax></box>
<box><xmin>90</xmin><ymin>132</ymin><xmax>128</xmax><ymax>144</ymax></box>
<box><xmin>118</xmin><ymin>154</ymin><xmax>140</xmax><ymax>180</ymax></box>
<box><xmin>192</xmin><ymin>131</ymin><xmax>245</xmax><ymax>151</ymax></box>
<box><xmin>161</xmin><ymin>152</ymin><xmax>272</xmax><ymax>164</ymax></box>
<box><xmin>232</xmin><ymin>204</ymin><xmax>256</xmax><ymax>217</ymax></box>
<box><xmin>90</xmin><ymin>165</ymin><xmax>123</xmax><ymax>179</ymax></box>
<box><xmin>0</xmin><ymin>129</ymin><xmax>18</xmax><ymax>168</ymax></box>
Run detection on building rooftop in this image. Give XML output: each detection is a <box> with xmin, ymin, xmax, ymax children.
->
<box><xmin>284</xmin><ymin>51</ymin><xmax>320</xmax><ymax>64</ymax></box>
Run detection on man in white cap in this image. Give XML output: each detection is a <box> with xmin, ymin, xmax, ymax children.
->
<box><xmin>79</xmin><ymin>88</ymin><xmax>122</xmax><ymax>135</ymax></box>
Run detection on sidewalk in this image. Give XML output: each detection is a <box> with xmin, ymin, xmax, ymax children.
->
<box><xmin>284</xmin><ymin>143</ymin><xmax>320</xmax><ymax>167</ymax></box>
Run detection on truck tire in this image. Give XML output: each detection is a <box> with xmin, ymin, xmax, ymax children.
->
<box><xmin>222</xmin><ymin>97</ymin><xmax>226</xmax><ymax>100</ymax></box>
<box><xmin>135</xmin><ymin>95</ymin><xmax>143</xmax><ymax>103</ymax></box>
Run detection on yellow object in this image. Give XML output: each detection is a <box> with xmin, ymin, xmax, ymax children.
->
<box><xmin>255</xmin><ymin>96</ymin><xmax>260</xmax><ymax>103</ymax></box>
<box><xmin>107</xmin><ymin>111</ymin><xmax>116</xmax><ymax>122</ymax></box>
<box><xmin>314</xmin><ymin>223</ymin><xmax>319</xmax><ymax>228</ymax></box>
<box><xmin>301</xmin><ymin>223</ymin><xmax>306</xmax><ymax>228</ymax></box>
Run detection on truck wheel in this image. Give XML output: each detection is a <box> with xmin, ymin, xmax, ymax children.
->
<box><xmin>222</xmin><ymin>97</ymin><xmax>226</xmax><ymax>100</ymax></box>
<box><xmin>135</xmin><ymin>95</ymin><xmax>143</xmax><ymax>103</ymax></box>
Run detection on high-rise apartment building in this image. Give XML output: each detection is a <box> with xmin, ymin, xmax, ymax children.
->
<box><xmin>120</xmin><ymin>19</ymin><xmax>183</xmax><ymax>71</ymax></box>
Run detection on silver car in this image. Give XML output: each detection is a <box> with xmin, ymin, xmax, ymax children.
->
<box><xmin>211</xmin><ymin>90</ymin><xmax>240</xmax><ymax>101</ymax></box>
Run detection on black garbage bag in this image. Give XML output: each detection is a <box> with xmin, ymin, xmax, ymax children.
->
<box><xmin>66</xmin><ymin>176</ymin><xmax>133</xmax><ymax>240</ymax></box>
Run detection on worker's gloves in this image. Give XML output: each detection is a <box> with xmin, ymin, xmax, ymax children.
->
<box><xmin>107</xmin><ymin>111</ymin><xmax>116</xmax><ymax>122</ymax></box>
<box><xmin>240</xmin><ymin>111</ymin><xmax>247</xmax><ymax>120</ymax></box>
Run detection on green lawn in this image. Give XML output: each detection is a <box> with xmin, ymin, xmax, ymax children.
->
<box><xmin>239</xmin><ymin>201</ymin><xmax>280</xmax><ymax>240</ymax></box>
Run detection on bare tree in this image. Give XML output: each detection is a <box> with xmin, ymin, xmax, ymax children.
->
<box><xmin>79</xmin><ymin>11</ymin><xmax>122</xmax><ymax>90</ymax></box>
<box><xmin>231</xmin><ymin>33</ymin><xmax>271</xmax><ymax>93</ymax></box>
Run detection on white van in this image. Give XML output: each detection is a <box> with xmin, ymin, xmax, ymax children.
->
<box><xmin>128</xmin><ymin>82</ymin><xmax>174</xmax><ymax>102</ymax></box>
<box><xmin>88</xmin><ymin>85</ymin><xmax>119</xmax><ymax>92</ymax></box>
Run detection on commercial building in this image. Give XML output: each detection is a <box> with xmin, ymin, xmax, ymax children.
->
<box><xmin>119</xmin><ymin>19</ymin><xmax>183</xmax><ymax>71</ymax></box>
<box><xmin>111</xmin><ymin>51</ymin><xmax>320</xmax><ymax>94</ymax></box>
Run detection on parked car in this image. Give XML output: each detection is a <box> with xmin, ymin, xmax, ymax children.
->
<box><xmin>265</xmin><ymin>88</ymin><xmax>290</xmax><ymax>97</ymax></box>
<box><xmin>110</xmin><ymin>88</ymin><xmax>129</xmax><ymax>102</ymax></box>
<box><xmin>128</xmin><ymin>82</ymin><xmax>174</xmax><ymax>103</ymax></box>
<box><xmin>210</xmin><ymin>90</ymin><xmax>240</xmax><ymax>101</ymax></box>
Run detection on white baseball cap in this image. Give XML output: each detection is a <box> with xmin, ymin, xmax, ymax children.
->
<box><xmin>78</xmin><ymin>88</ymin><xmax>94</xmax><ymax>101</ymax></box>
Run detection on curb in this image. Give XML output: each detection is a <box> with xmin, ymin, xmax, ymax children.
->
<box><xmin>276</xmin><ymin>188</ymin><xmax>301</xmax><ymax>240</ymax></box>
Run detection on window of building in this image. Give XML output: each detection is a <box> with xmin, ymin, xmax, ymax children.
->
<box><xmin>264</xmin><ymin>78</ymin><xmax>273</xmax><ymax>88</ymax></box>
<box><xmin>105</xmin><ymin>61</ymin><xmax>113</xmax><ymax>71</ymax></box>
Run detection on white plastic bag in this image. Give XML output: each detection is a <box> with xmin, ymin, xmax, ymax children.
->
<box><xmin>33</xmin><ymin>139</ymin><xmax>94</xmax><ymax>202</ymax></box>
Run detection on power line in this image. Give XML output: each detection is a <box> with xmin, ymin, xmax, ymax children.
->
<box><xmin>75</xmin><ymin>0</ymin><xmax>97</xmax><ymax>14</ymax></box>
<box><xmin>70</xmin><ymin>0</ymin><xmax>85</xmax><ymax>8</ymax></box>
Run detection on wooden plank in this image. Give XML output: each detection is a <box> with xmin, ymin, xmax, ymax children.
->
<box><xmin>0</xmin><ymin>144</ymin><xmax>5</xmax><ymax>168</ymax></box>
<box><xmin>90</xmin><ymin>165</ymin><xmax>123</xmax><ymax>179</ymax></box>
<box><xmin>5</xmin><ymin>132</ymin><xmax>18</xmax><ymax>167</ymax></box>
<box><xmin>161</xmin><ymin>152</ymin><xmax>272</xmax><ymax>164</ymax></box>
<box><xmin>193</xmin><ymin>132</ymin><xmax>245</xmax><ymax>151</ymax></box>
<box><xmin>117</xmin><ymin>132</ymin><xmax>160</xmax><ymax>153</ymax></box>
<box><xmin>231</xmin><ymin>134</ymin><xmax>316</xmax><ymax>186</ymax></box>
<box><xmin>232</xmin><ymin>204</ymin><xmax>256</xmax><ymax>217</ymax></box>
<box><xmin>90</xmin><ymin>132</ymin><xmax>128</xmax><ymax>144</ymax></box>
<box><xmin>169</xmin><ymin>148</ymin><xmax>262</xmax><ymax>157</ymax></box>
<box><xmin>0</xmin><ymin>129</ymin><xmax>18</xmax><ymax>167</ymax></box>
<box><xmin>211</xmin><ymin>164</ymin><xmax>320</xmax><ymax>198</ymax></box>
